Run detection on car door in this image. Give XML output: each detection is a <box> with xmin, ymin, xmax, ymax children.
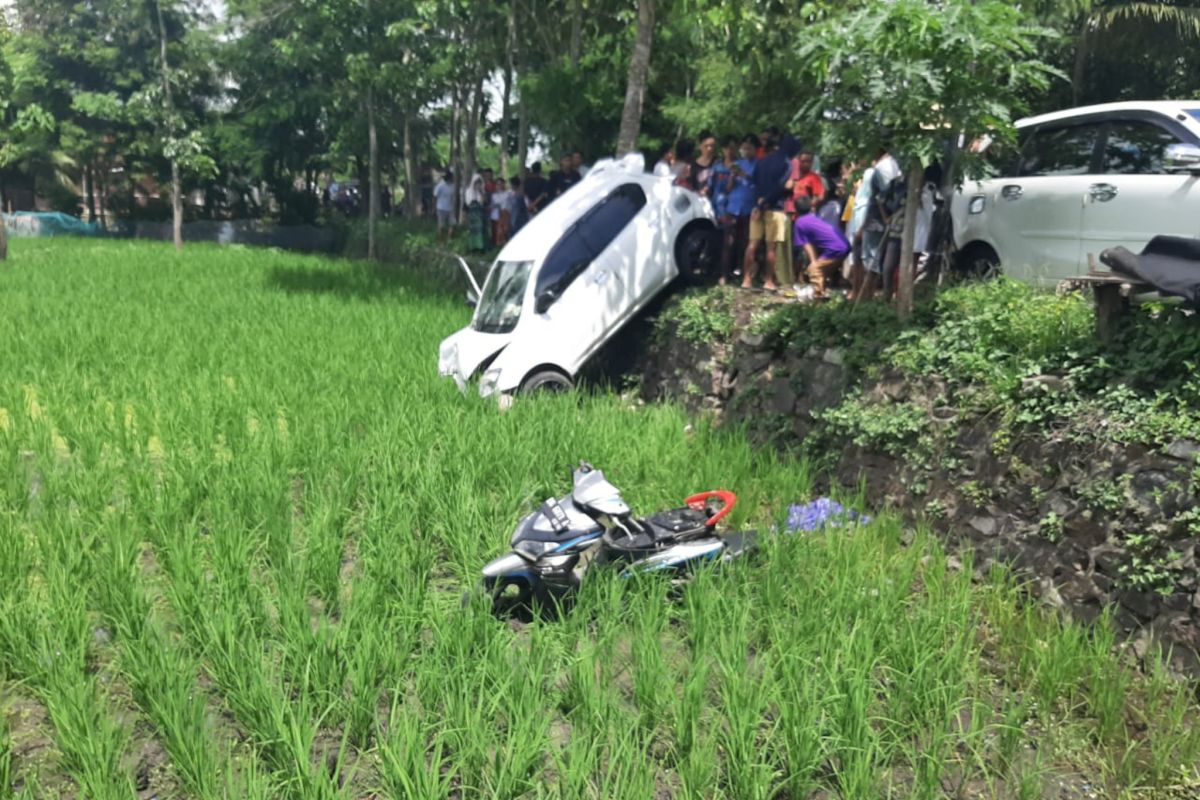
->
<box><xmin>533</xmin><ymin>183</ymin><xmax>648</xmax><ymax>363</ymax></box>
<box><xmin>1080</xmin><ymin>116</ymin><xmax>1200</xmax><ymax>261</ymax></box>
<box><xmin>987</xmin><ymin>121</ymin><xmax>1103</xmax><ymax>284</ymax></box>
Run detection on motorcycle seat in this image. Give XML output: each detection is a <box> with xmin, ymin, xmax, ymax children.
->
<box><xmin>1100</xmin><ymin>235</ymin><xmax>1200</xmax><ymax>306</ymax></box>
<box><xmin>604</xmin><ymin>507</ymin><xmax>710</xmax><ymax>555</ymax></box>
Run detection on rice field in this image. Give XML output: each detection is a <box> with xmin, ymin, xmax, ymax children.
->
<box><xmin>1</xmin><ymin>238</ymin><xmax>1198</xmax><ymax>799</ymax></box>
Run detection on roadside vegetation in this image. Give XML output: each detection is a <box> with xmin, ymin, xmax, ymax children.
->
<box><xmin>659</xmin><ymin>280</ymin><xmax>1200</xmax><ymax>453</ymax></box>
<box><xmin>2</xmin><ymin>239</ymin><xmax>1199</xmax><ymax>798</ymax></box>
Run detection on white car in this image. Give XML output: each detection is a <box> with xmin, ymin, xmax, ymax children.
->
<box><xmin>952</xmin><ymin>101</ymin><xmax>1200</xmax><ymax>284</ymax></box>
<box><xmin>438</xmin><ymin>153</ymin><xmax>717</xmax><ymax>398</ymax></box>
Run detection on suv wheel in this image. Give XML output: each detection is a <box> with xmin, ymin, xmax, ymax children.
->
<box><xmin>957</xmin><ymin>244</ymin><xmax>1001</xmax><ymax>280</ymax></box>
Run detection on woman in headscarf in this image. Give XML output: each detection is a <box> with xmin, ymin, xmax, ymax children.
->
<box><xmin>464</xmin><ymin>174</ymin><xmax>487</xmax><ymax>252</ymax></box>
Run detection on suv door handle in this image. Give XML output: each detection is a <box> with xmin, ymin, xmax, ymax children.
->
<box><xmin>1000</xmin><ymin>184</ymin><xmax>1023</xmax><ymax>201</ymax></box>
<box><xmin>1088</xmin><ymin>183</ymin><xmax>1118</xmax><ymax>203</ymax></box>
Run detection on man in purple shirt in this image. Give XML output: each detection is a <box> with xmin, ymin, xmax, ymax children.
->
<box><xmin>793</xmin><ymin>196</ymin><xmax>850</xmax><ymax>300</ymax></box>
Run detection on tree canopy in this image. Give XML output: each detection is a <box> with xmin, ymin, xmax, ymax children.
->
<box><xmin>0</xmin><ymin>0</ymin><xmax>1197</xmax><ymax>231</ymax></box>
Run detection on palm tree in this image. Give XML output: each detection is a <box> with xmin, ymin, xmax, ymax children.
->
<box><xmin>1072</xmin><ymin>1</ymin><xmax>1200</xmax><ymax>103</ymax></box>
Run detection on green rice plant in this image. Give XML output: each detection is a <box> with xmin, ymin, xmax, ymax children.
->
<box><xmin>713</xmin><ymin>601</ymin><xmax>776</xmax><ymax>800</ymax></box>
<box><xmin>0</xmin><ymin>708</ymin><xmax>12</xmax><ymax>800</ymax></box>
<box><xmin>628</xmin><ymin>576</ymin><xmax>671</xmax><ymax>735</ymax></box>
<box><xmin>592</xmin><ymin>725</ymin><xmax>659</xmax><ymax>799</ymax></box>
<box><xmin>1082</xmin><ymin>613</ymin><xmax>1129</xmax><ymax>745</ymax></box>
<box><xmin>822</xmin><ymin>624</ymin><xmax>882</xmax><ymax>800</ymax></box>
<box><xmin>671</xmin><ymin>655</ymin><xmax>710</xmax><ymax>764</ymax></box>
<box><xmin>3</xmin><ymin>239</ymin><xmax>1200</xmax><ymax>797</ymax></box>
<box><xmin>772</xmin><ymin>655</ymin><xmax>825</xmax><ymax>799</ymax></box>
<box><xmin>379</xmin><ymin>703</ymin><xmax>459</xmax><ymax>799</ymax></box>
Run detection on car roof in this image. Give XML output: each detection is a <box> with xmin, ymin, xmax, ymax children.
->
<box><xmin>496</xmin><ymin>156</ymin><xmax>675</xmax><ymax>262</ymax></box>
<box><xmin>1017</xmin><ymin>100</ymin><xmax>1200</xmax><ymax>129</ymax></box>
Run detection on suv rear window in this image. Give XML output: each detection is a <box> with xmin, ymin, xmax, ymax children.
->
<box><xmin>535</xmin><ymin>183</ymin><xmax>647</xmax><ymax>299</ymax></box>
<box><xmin>1102</xmin><ymin>119</ymin><xmax>1183</xmax><ymax>174</ymax></box>
<box><xmin>1018</xmin><ymin>124</ymin><xmax>1099</xmax><ymax>177</ymax></box>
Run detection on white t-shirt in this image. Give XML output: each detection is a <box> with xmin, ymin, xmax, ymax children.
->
<box><xmin>434</xmin><ymin>181</ymin><xmax>454</xmax><ymax>213</ymax></box>
<box><xmin>490</xmin><ymin>190</ymin><xmax>512</xmax><ymax>221</ymax></box>
<box><xmin>875</xmin><ymin>154</ymin><xmax>901</xmax><ymax>186</ymax></box>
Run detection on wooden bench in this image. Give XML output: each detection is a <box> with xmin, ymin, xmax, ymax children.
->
<box><xmin>1061</xmin><ymin>254</ymin><xmax>1153</xmax><ymax>343</ymax></box>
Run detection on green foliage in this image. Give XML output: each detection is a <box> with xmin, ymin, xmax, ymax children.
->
<box><xmin>797</xmin><ymin>0</ymin><xmax>1063</xmax><ymax>181</ymax></box>
<box><xmin>1038</xmin><ymin>512</ymin><xmax>1065</xmax><ymax>543</ymax></box>
<box><xmin>1117</xmin><ymin>533</ymin><xmax>1181</xmax><ymax>596</ymax></box>
<box><xmin>816</xmin><ymin>395</ymin><xmax>928</xmax><ymax>456</ymax></box>
<box><xmin>755</xmin><ymin>298</ymin><xmax>915</xmax><ymax>373</ymax></box>
<box><xmin>654</xmin><ymin>286</ymin><xmax>735</xmax><ymax>344</ymax></box>
<box><xmin>891</xmin><ymin>279</ymin><xmax>1095</xmax><ymax>397</ymax></box>
<box><xmin>1076</xmin><ymin>475</ymin><xmax>1131</xmax><ymax>514</ymax></box>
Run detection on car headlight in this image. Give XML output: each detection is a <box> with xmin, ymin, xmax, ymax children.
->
<box><xmin>968</xmin><ymin>195</ymin><xmax>986</xmax><ymax>215</ymax></box>
<box><xmin>479</xmin><ymin>367</ymin><xmax>502</xmax><ymax>397</ymax></box>
<box><xmin>515</xmin><ymin>539</ymin><xmax>558</xmax><ymax>560</ymax></box>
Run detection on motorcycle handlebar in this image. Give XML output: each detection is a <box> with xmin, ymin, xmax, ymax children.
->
<box><xmin>684</xmin><ymin>490</ymin><xmax>737</xmax><ymax>528</ymax></box>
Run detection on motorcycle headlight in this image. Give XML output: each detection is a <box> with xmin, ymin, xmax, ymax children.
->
<box><xmin>515</xmin><ymin>539</ymin><xmax>558</xmax><ymax>560</ymax></box>
<box><xmin>479</xmin><ymin>367</ymin><xmax>502</xmax><ymax>397</ymax></box>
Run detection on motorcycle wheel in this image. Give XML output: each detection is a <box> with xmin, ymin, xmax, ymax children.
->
<box><xmin>475</xmin><ymin>576</ymin><xmax>534</xmax><ymax>617</ymax></box>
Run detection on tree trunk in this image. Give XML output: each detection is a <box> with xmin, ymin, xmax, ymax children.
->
<box><xmin>1072</xmin><ymin>22</ymin><xmax>1090</xmax><ymax>106</ymax></box>
<box><xmin>170</xmin><ymin>161</ymin><xmax>182</xmax><ymax>249</ymax></box>
<box><xmin>155</xmin><ymin>0</ymin><xmax>183</xmax><ymax>250</ymax></box>
<box><xmin>82</xmin><ymin>165</ymin><xmax>93</xmax><ymax>221</ymax></box>
<box><xmin>0</xmin><ymin>213</ymin><xmax>7</xmax><ymax>262</ymax></box>
<box><xmin>465</xmin><ymin>74</ymin><xmax>484</xmax><ymax>185</ymax></box>
<box><xmin>97</xmin><ymin>165</ymin><xmax>108</xmax><ymax>229</ymax></box>
<box><xmin>367</xmin><ymin>83</ymin><xmax>380</xmax><ymax>261</ymax></box>
<box><xmin>450</xmin><ymin>87</ymin><xmax>462</xmax><ymax>222</ymax></box>
<box><xmin>896</xmin><ymin>160</ymin><xmax>924</xmax><ymax>320</ymax></box>
<box><xmin>403</xmin><ymin>113</ymin><xmax>418</xmax><ymax>217</ymax></box>
<box><xmin>569</xmin><ymin>0</ymin><xmax>582</xmax><ymax>68</ymax></box>
<box><xmin>616</xmin><ymin>0</ymin><xmax>656</xmax><ymax>157</ymax></box>
<box><xmin>500</xmin><ymin>0</ymin><xmax>516</xmax><ymax>180</ymax></box>
<box><xmin>517</xmin><ymin>93</ymin><xmax>529</xmax><ymax>176</ymax></box>
<box><xmin>927</xmin><ymin>136</ymin><xmax>961</xmax><ymax>288</ymax></box>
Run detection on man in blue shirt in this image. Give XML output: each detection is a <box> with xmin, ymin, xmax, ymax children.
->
<box><xmin>709</xmin><ymin>135</ymin><xmax>737</xmax><ymax>284</ymax></box>
<box><xmin>722</xmin><ymin>135</ymin><xmax>758</xmax><ymax>285</ymax></box>
<box><xmin>743</xmin><ymin>133</ymin><xmax>800</xmax><ymax>291</ymax></box>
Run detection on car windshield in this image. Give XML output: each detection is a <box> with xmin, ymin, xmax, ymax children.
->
<box><xmin>473</xmin><ymin>260</ymin><xmax>532</xmax><ymax>334</ymax></box>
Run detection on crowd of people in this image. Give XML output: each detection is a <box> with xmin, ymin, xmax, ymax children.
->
<box><xmin>430</xmin><ymin>130</ymin><xmax>939</xmax><ymax>303</ymax></box>
<box><xmin>432</xmin><ymin>151</ymin><xmax>589</xmax><ymax>251</ymax></box>
<box><xmin>652</xmin><ymin>128</ymin><xmax>939</xmax><ymax>302</ymax></box>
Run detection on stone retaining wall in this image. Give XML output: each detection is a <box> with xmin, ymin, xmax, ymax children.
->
<box><xmin>638</xmin><ymin>328</ymin><xmax>1200</xmax><ymax>673</ymax></box>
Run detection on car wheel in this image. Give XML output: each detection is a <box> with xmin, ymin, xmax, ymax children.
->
<box><xmin>521</xmin><ymin>369</ymin><xmax>573</xmax><ymax>394</ymax></box>
<box><xmin>676</xmin><ymin>225</ymin><xmax>720</xmax><ymax>285</ymax></box>
<box><xmin>957</xmin><ymin>244</ymin><xmax>1001</xmax><ymax>281</ymax></box>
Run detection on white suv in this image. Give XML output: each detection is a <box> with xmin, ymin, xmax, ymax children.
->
<box><xmin>952</xmin><ymin>101</ymin><xmax>1200</xmax><ymax>285</ymax></box>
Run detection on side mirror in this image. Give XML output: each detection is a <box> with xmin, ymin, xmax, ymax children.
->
<box><xmin>465</xmin><ymin>288</ymin><xmax>479</xmax><ymax>308</ymax></box>
<box><xmin>534</xmin><ymin>287</ymin><xmax>558</xmax><ymax>314</ymax></box>
<box><xmin>1164</xmin><ymin>143</ymin><xmax>1200</xmax><ymax>175</ymax></box>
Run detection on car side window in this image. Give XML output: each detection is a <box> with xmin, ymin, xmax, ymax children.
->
<box><xmin>1102</xmin><ymin>119</ymin><xmax>1183</xmax><ymax>175</ymax></box>
<box><xmin>1018</xmin><ymin>124</ymin><xmax>1100</xmax><ymax>177</ymax></box>
<box><xmin>536</xmin><ymin>183</ymin><xmax>648</xmax><ymax>298</ymax></box>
